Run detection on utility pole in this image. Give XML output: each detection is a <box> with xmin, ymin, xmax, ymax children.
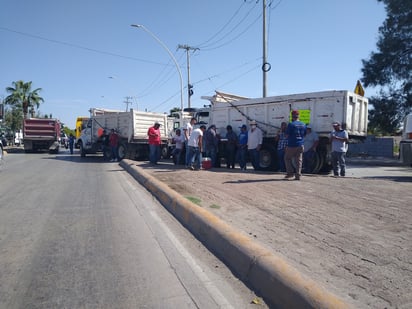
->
<box><xmin>178</xmin><ymin>44</ymin><xmax>199</xmax><ymax>108</ymax></box>
<box><xmin>124</xmin><ymin>96</ymin><xmax>132</xmax><ymax>112</ymax></box>
<box><xmin>262</xmin><ymin>0</ymin><xmax>268</xmax><ymax>98</ymax></box>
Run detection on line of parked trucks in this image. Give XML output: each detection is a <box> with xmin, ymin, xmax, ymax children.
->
<box><xmin>77</xmin><ymin>90</ymin><xmax>370</xmax><ymax>173</ymax></box>
<box><xmin>17</xmin><ymin>89</ymin><xmax>412</xmax><ymax>170</ymax></box>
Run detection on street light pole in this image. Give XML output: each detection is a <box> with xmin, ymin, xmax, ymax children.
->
<box><xmin>131</xmin><ymin>24</ymin><xmax>184</xmax><ymax>111</ymax></box>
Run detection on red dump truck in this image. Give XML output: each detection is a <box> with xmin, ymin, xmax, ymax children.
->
<box><xmin>23</xmin><ymin>118</ymin><xmax>61</xmax><ymax>153</ymax></box>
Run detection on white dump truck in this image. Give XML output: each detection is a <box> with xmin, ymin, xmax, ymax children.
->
<box><xmin>199</xmin><ymin>90</ymin><xmax>369</xmax><ymax>173</ymax></box>
<box><xmin>399</xmin><ymin>113</ymin><xmax>412</xmax><ymax>166</ymax></box>
<box><xmin>78</xmin><ymin>108</ymin><xmax>169</xmax><ymax>160</ymax></box>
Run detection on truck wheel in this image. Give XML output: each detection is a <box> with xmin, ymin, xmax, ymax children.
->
<box><xmin>304</xmin><ymin>151</ymin><xmax>321</xmax><ymax>174</ymax></box>
<box><xmin>117</xmin><ymin>143</ymin><xmax>127</xmax><ymax>161</ymax></box>
<box><xmin>79</xmin><ymin>142</ymin><xmax>86</xmax><ymax>157</ymax></box>
<box><xmin>259</xmin><ymin>146</ymin><xmax>276</xmax><ymax>171</ymax></box>
<box><xmin>161</xmin><ymin>145</ymin><xmax>169</xmax><ymax>159</ymax></box>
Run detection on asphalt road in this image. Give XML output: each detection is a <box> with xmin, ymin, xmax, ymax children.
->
<box><xmin>0</xmin><ymin>151</ymin><xmax>266</xmax><ymax>308</ymax></box>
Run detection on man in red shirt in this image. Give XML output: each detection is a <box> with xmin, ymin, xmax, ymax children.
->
<box><xmin>147</xmin><ymin>122</ymin><xmax>162</xmax><ymax>164</ymax></box>
<box><xmin>109</xmin><ymin>128</ymin><xmax>119</xmax><ymax>162</ymax></box>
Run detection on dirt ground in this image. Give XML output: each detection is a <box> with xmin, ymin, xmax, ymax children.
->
<box><xmin>131</xmin><ymin>160</ymin><xmax>411</xmax><ymax>309</ymax></box>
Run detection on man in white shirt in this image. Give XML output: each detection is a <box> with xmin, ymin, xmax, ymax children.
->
<box><xmin>184</xmin><ymin>117</ymin><xmax>197</xmax><ymax>167</ymax></box>
<box><xmin>330</xmin><ymin>122</ymin><xmax>349</xmax><ymax>177</ymax></box>
<box><xmin>187</xmin><ymin>125</ymin><xmax>206</xmax><ymax>170</ymax></box>
<box><xmin>247</xmin><ymin>120</ymin><xmax>263</xmax><ymax>171</ymax></box>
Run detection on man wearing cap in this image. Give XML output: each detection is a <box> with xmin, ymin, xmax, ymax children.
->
<box><xmin>147</xmin><ymin>121</ymin><xmax>162</xmax><ymax>165</ymax></box>
<box><xmin>284</xmin><ymin>110</ymin><xmax>306</xmax><ymax>180</ymax></box>
<box><xmin>109</xmin><ymin>128</ymin><xmax>119</xmax><ymax>162</ymax></box>
<box><xmin>247</xmin><ymin>120</ymin><xmax>263</xmax><ymax>171</ymax></box>
<box><xmin>237</xmin><ymin>124</ymin><xmax>248</xmax><ymax>171</ymax></box>
<box><xmin>330</xmin><ymin>122</ymin><xmax>349</xmax><ymax>177</ymax></box>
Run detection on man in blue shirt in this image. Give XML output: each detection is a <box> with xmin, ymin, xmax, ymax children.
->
<box><xmin>237</xmin><ymin>124</ymin><xmax>248</xmax><ymax>171</ymax></box>
<box><xmin>284</xmin><ymin>110</ymin><xmax>306</xmax><ymax>180</ymax></box>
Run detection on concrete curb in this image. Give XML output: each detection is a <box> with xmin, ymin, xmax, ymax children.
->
<box><xmin>120</xmin><ymin>159</ymin><xmax>351</xmax><ymax>309</ymax></box>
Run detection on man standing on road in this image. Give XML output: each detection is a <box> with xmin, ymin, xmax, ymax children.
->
<box><xmin>204</xmin><ymin>124</ymin><xmax>219</xmax><ymax>168</ymax></box>
<box><xmin>184</xmin><ymin>117</ymin><xmax>197</xmax><ymax>167</ymax></box>
<box><xmin>187</xmin><ymin>125</ymin><xmax>206</xmax><ymax>170</ymax></box>
<box><xmin>237</xmin><ymin>124</ymin><xmax>248</xmax><ymax>171</ymax></box>
<box><xmin>109</xmin><ymin>128</ymin><xmax>119</xmax><ymax>162</ymax></box>
<box><xmin>284</xmin><ymin>110</ymin><xmax>306</xmax><ymax>180</ymax></box>
<box><xmin>330</xmin><ymin>121</ymin><xmax>349</xmax><ymax>177</ymax></box>
<box><xmin>147</xmin><ymin>122</ymin><xmax>162</xmax><ymax>165</ymax></box>
<box><xmin>275</xmin><ymin>122</ymin><xmax>288</xmax><ymax>172</ymax></box>
<box><xmin>247</xmin><ymin>120</ymin><xmax>263</xmax><ymax>171</ymax></box>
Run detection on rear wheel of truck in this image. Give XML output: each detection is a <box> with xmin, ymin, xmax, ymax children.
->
<box><xmin>161</xmin><ymin>145</ymin><xmax>169</xmax><ymax>159</ymax></box>
<box><xmin>79</xmin><ymin>142</ymin><xmax>86</xmax><ymax>157</ymax></box>
<box><xmin>259</xmin><ymin>146</ymin><xmax>276</xmax><ymax>171</ymax></box>
<box><xmin>117</xmin><ymin>142</ymin><xmax>127</xmax><ymax>161</ymax></box>
<box><xmin>304</xmin><ymin>151</ymin><xmax>322</xmax><ymax>174</ymax></box>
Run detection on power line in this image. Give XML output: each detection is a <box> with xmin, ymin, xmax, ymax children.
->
<box><xmin>0</xmin><ymin>26</ymin><xmax>168</xmax><ymax>66</ymax></box>
<box><xmin>124</xmin><ymin>96</ymin><xmax>133</xmax><ymax>111</ymax></box>
<box><xmin>194</xmin><ymin>2</ymin><xmax>260</xmax><ymax>50</ymax></box>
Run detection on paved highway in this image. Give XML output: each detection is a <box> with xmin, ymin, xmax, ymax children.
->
<box><xmin>0</xmin><ymin>151</ymin><xmax>266</xmax><ymax>308</ymax></box>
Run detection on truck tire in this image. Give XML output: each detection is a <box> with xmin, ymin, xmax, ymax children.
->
<box><xmin>317</xmin><ymin>137</ymin><xmax>332</xmax><ymax>174</ymax></box>
<box><xmin>79</xmin><ymin>141</ymin><xmax>86</xmax><ymax>157</ymax></box>
<box><xmin>103</xmin><ymin>147</ymin><xmax>111</xmax><ymax>160</ymax></box>
<box><xmin>161</xmin><ymin>145</ymin><xmax>169</xmax><ymax>159</ymax></box>
<box><xmin>304</xmin><ymin>151</ymin><xmax>321</xmax><ymax>174</ymax></box>
<box><xmin>259</xmin><ymin>146</ymin><xmax>277</xmax><ymax>171</ymax></box>
<box><xmin>117</xmin><ymin>142</ymin><xmax>127</xmax><ymax>161</ymax></box>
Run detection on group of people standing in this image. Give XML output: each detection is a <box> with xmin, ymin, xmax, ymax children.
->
<box><xmin>101</xmin><ymin>128</ymin><xmax>120</xmax><ymax>162</ymax></box>
<box><xmin>278</xmin><ymin>110</ymin><xmax>348</xmax><ymax>180</ymax></box>
<box><xmin>169</xmin><ymin>117</ymin><xmax>264</xmax><ymax>172</ymax></box>
<box><xmin>149</xmin><ymin>112</ymin><xmax>349</xmax><ymax>179</ymax></box>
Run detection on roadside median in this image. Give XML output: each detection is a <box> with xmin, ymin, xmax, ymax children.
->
<box><xmin>120</xmin><ymin>159</ymin><xmax>351</xmax><ymax>309</ymax></box>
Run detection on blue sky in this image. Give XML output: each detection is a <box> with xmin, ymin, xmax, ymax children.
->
<box><xmin>0</xmin><ymin>0</ymin><xmax>386</xmax><ymax>129</ymax></box>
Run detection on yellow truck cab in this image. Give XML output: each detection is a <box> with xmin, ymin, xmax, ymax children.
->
<box><xmin>75</xmin><ymin>116</ymin><xmax>89</xmax><ymax>148</ymax></box>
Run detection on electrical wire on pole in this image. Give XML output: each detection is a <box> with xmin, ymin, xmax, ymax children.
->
<box><xmin>178</xmin><ymin>44</ymin><xmax>199</xmax><ymax>108</ymax></box>
<box><xmin>124</xmin><ymin>96</ymin><xmax>133</xmax><ymax>112</ymax></box>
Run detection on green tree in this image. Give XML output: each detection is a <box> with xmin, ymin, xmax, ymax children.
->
<box><xmin>4</xmin><ymin>80</ymin><xmax>44</xmax><ymax>119</ymax></box>
<box><xmin>361</xmin><ymin>0</ymin><xmax>412</xmax><ymax>134</ymax></box>
<box><xmin>4</xmin><ymin>108</ymin><xmax>23</xmax><ymax>132</ymax></box>
<box><xmin>169</xmin><ymin>107</ymin><xmax>181</xmax><ymax>117</ymax></box>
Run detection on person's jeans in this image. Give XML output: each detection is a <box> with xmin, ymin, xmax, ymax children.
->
<box><xmin>149</xmin><ymin>144</ymin><xmax>160</xmax><ymax>164</ymax></box>
<box><xmin>331</xmin><ymin>151</ymin><xmax>346</xmax><ymax>176</ymax></box>
<box><xmin>284</xmin><ymin>145</ymin><xmax>304</xmax><ymax>177</ymax></box>
<box><xmin>185</xmin><ymin>143</ymin><xmax>192</xmax><ymax>166</ymax></box>
<box><xmin>248</xmin><ymin>148</ymin><xmax>260</xmax><ymax>170</ymax></box>
<box><xmin>277</xmin><ymin>148</ymin><xmax>285</xmax><ymax>172</ymax></box>
<box><xmin>237</xmin><ymin>146</ymin><xmax>247</xmax><ymax>169</ymax></box>
<box><xmin>172</xmin><ymin>148</ymin><xmax>182</xmax><ymax>165</ymax></box>
<box><xmin>226</xmin><ymin>145</ymin><xmax>236</xmax><ymax>168</ymax></box>
<box><xmin>188</xmin><ymin>146</ymin><xmax>201</xmax><ymax>169</ymax></box>
<box><xmin>205</xmin><ymin>147</ymin><xmax>217</xmax><ymax>167</ymax></box>
<box><xmin>111</xmin><ymin>146</ymin><xmax>118</xmax><ymax>161</ymax></box>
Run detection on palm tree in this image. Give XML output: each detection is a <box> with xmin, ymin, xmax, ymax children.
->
<box><xmin>4</xmin><ymin>80</ymin><xmax>44</xmax><ymax>119</ymax></box>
